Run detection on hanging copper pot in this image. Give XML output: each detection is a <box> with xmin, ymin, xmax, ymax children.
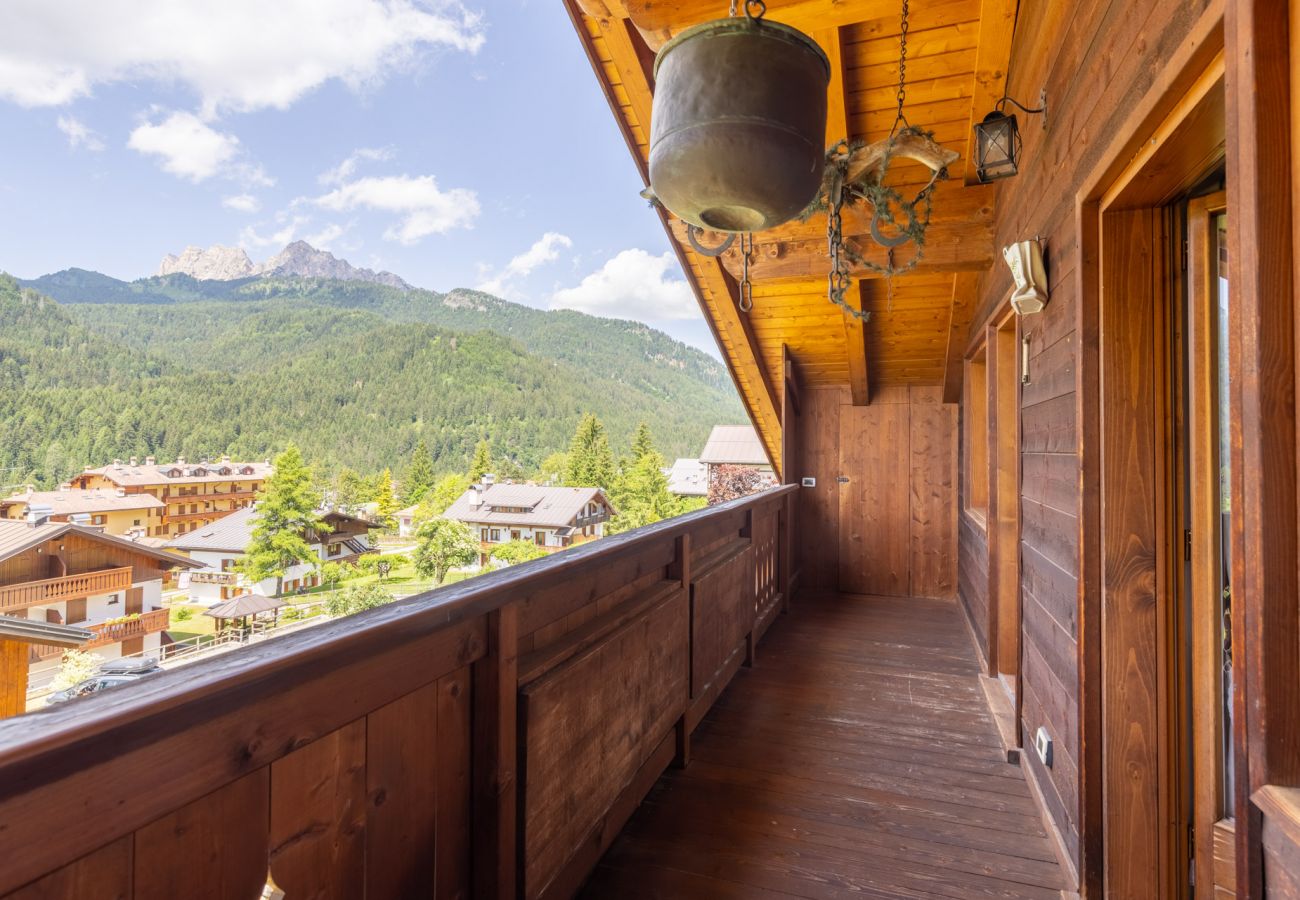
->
<box><xmin>648</xmin><ymin>11</ymin><xmax>829</xmax><ymax>233</ymax></box>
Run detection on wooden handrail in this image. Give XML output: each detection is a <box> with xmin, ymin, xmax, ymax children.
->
<box><xmin>0</xmin><ymin>566</ymin><xmax>133</xmax><ymax>613</ymax></box>
<box><xmin>0</xmin><ymin>485</ymin><xmax>796</xmax><ymax>898</ymax></box>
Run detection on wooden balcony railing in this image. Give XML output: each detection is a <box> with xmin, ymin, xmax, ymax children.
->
<box><xmin>0</xmin><ymin>566</ymin><xmax>132</xmax><ymax>613</ymax></box>
<box><xmin>0</xmin><ymin>485</ymin><xmax>795</xmax><ymax>899</ymax></box>
<box><xmin>31</xmin><ymin>608</ymin><xmax>172</xmax><ymax>660</ymax></box>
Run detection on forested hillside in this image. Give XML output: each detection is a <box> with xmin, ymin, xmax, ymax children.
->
<box><xmin>0</xmin><ymin>271</ymin><xmax>742</xmax><ymax>488</ymax></box>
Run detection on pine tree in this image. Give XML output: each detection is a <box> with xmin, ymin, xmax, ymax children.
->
<box><xmin>241</xmin><ymin>445</ymin><xmax>323</xmax><ymax>596</ymax></box>
<box><xmin>564</xmin><ymin>414</ymin><xmax>616</xmax><ymax>489</ymax></box>
<box><xmin>403</xmin><ymin>439</ymin><xmax>436</xmax><ymax>503</ymax></box>
<box><xmin>468</xmin><ymin>439</ymin><xmax>493</xmax><ymax>483</ymax></box>
<box><xmin>373</xmin><ymin>467</ymin><xmax>401</xmax><ymax>527</ymax></box>
<box><xmin>609</xmin><ymin>447</ymin><xmax>677</xmax><ymax>534</ymax></box>
<box><xmin>417</xmin><ymin>473</ymin><xmax>471</xmax><ymax>520</ymax></box>
<box><xmin>630</xmin><ymin>422</ymin><xmax>656</xmax><ymax>461</ymax></box>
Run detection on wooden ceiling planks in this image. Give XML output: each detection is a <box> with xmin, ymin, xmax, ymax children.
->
<box><xmin>569</xmin><ymin>0</ymin><xmax>1013</xmax><ymax>461</ymax></box>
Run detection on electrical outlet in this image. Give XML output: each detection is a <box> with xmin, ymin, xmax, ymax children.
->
<box><xmin>1034</xmin><ymin>726</ymin><xmax>1053</xmax><ymax>768</ymax></box>
<box><xmin>801</xmin><ymin>477</ymin><xmax>816</xmax><ymax>488</ymax></box>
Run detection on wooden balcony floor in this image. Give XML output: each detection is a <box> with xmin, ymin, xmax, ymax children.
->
<box><xmin>579</xmin><ymin>590</ymin><xmax>1066</xmax><ymax>899</ymax></box>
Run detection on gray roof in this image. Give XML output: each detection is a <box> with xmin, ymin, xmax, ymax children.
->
<box><xmin>203</xmin><ymin>593</ymin><xmax>285</xmax><ymax>619</ymax></box>
<box><xmin>698</xmin><ymin>425</ymin><xmax>770</xmax><ymax>466</ymax></box>
<box><xmin>0</xmin><ymin>520</ymin><xmax>199</xmax><ymax>569</ymax></box>
<box><xmin>443</xmin><ymin>484</ymin><xmax>614</xmax><ymax>528</ymax></box>
<box><xmin>0</xmin><ymin>615</ymin><xmax>94</xmax><ymax>648</ymax></box>
<box><xmin>2</xmin><ymin>488</ymin><xmax>165</xmax><ymax>516</ymax></box>
<box><xmin>663</xmin><ymin>458</ymin><xmax>708</xmax><ymax>496</ymax></box>
<box><xmin>165</xmin><ymin>506</ymin><xmax>374</xmax><ymax>553</ymax></box>
<box><xmin>165</xmin><ymin>506</ymin><xmax>259</xmax><ymax>553</ymax></box>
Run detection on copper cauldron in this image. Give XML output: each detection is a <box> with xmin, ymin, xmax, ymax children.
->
<box><xmin>649</xmin><ymin>16</ymin><xmax>830</xmax><ymax>233</ymax></box>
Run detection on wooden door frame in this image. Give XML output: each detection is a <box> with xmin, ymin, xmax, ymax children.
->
<box><xmin>1075</xmin><ymin>6</ymin><xmax>1227</xmax><ymax>897</ymax></box>
<box><xmin>1185</xmin><ymin>190</ymin><xmax>1234</xmax><ymax>896</ymax></box>
<box><xmin>986</xmin><ymin>309</ymin><xmax>1022</xmax><ymax>716</ymax></box>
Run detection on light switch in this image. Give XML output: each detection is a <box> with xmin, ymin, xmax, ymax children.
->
<box><xmin>800</xmin><ymin>477</ymin><xmax>816</xmax><ymax>488</ymax></box>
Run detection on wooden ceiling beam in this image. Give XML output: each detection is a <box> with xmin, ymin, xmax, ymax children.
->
<box><xmin>816</xmin><ymin>25</ymin><xmax>852</xmax><ymax>146</ymax></box>
<box><xmin>962</xmin><ymin>0</ymin><xmax>1018</xmax><ymax>184</ymax></box>
<box><xmin>941</xmin><ymin>271</ymin><xmax>981</xmax><ymax>402</ymax></box>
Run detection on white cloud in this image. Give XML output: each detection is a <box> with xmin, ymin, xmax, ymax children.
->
<box><xmin>239</xmin><ymin>215</ymin><xmax>308</xmax><ymax>249</ymax></box>
<box><xmin>314</xmin><ymin>174</ymin><xmax>479</xmax><ymax>244</ymax></box>
<box><xmin>222</xmin><ymin>193</ymin><xmax>261</xmax><ymax>213</ymax></box>
<box><xmin>55</xmin><ymin>114</ymin><xmax>103</xmax><ymax>151</ymax></box>
<box><xmin>319</xmin><ymin>146</ymin><xmax>393</xmax><ymax>185</ymax></box>
<box><xmin>478</xmin><ymin>231</ymin><xmax>572</xmax><ymax>297</ymax></box>
<box><xmin>128</xmin><ymin>110</ymin><xmax>272</xmax><ymax>186</ymax></box>
<box><xmin>0</xmin><ymin>1</ymin><xmax>486</xmax><ymax>116</ymax></box>
<box><xmin>305</xmin><ymin>222</ymin><xmax>347</xmax><ymax>249</ymax></box>
<box><xmin>551</xmin><ymin>249</ymin><xmax>699</xmax><ymax>320</ymax></box>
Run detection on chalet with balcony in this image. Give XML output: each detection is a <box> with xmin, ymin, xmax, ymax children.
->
<box><xmin>70</xmin><ymin>455</ymin><xmax>271</xmax><ymax>537</ymax></box>
<box><xmin>0</xmin><ymin>487</ymin><xmax>165</xmax><ymax>538</ymax></box>
<box><xmin>166</xmin><ymin>506</ymin><xmax>376</xmax><ymax>603</ymax></box>
<box><xmin>444</xmin><ymin>483</ymin><xmax>615</xmax><ymax>564</ymax></box>
<box><xmin>0</xmin><ymin>517</ymin><xmax>198</xmax><ymax>715</ymax></box>
<box><xmin>6</xmin><ymin>3</ymin><xmax>1300</xmax><ymax>899</ymax></box>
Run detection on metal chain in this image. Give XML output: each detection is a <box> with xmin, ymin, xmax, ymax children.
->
<box><xmin>738</xmin><ymin>233</ymin><xmax>755</xmax><ymax>312</ymax></box>
<box><xmin>891</xmin><ymin>0</ymin><xmax>910</xmax><ymax>135</ymax></box>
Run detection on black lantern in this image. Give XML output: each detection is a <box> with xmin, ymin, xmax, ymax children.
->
<box><xmin>973</xmin><ymin>93</ymin><xmax>1046</xmax><ymax>183</ymax></box>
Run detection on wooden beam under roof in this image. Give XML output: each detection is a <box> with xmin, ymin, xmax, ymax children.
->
<box><xmin>941</xmin><ymin>271</ymin><xmax>980</xmax><ymax>402</ymax></box>
<box><xmin>564</xmin><ymin>1</ymin><xmax>784</xmax><ymax>468</ymax></box>
<box><xmin>963</xmin><ymin>0</ymin><xmax>1018</xmax><ymax>184</ymax></box>
<box><xmin>844</xmin><ymin>281</ymin><xmax>870</xmax><ymax>405</ymax></box>
<box><xmin>625</xmin><ymin>0</ymin><xmax>980</xmax><ymax>50</ymax></box>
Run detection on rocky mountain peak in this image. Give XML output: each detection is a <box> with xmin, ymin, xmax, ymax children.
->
<box><xmin>157</xmin><ymin>245</ymin><xmax>256</xmax><ymax>280</ymax></box>
<box><xmin>155</xmin><ymin>242</ymin><xmax>411</xmax><ymax>291</ymax></box>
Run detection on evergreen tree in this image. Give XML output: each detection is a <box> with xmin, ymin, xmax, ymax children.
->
<box><xmin>403</xmin><ymin>439</ymin><xmax>436</xmax><ymax>503</ymax></box>
<box><xmin>536</xmin><ymin>451</ymin><xmax>569</xmax><ymax>485</ymax></box>
<box><xmin>333</xmin><ymin>468</ymin><xmax>369</xmax><ymax>510</ymax></box>
<box><xmin>564</xmin><ymin>414</ymin><xmax>616</xmax><ymax>489</ymax></box>
<box><xmin>373</xmin><ymin>467</ymin><xmax>401</xmax><ymax>527</ymax></box>
<box><xmin>468</xmin><ymin>439</ymin><xmax>493</xmax><ymax>483</ymax></box>
<box><xmin>609</xmin><ymin>447</ymin><xmax>678</xmax><ymax>534</ymax></box>
<box><xmin>241</xmin><ymin>445</ymin><xmax>323</xmax><ymax>596</ymax></box>
<box><xmin>413</xmin><ymin>518</ymin><xmax>479</xmax><ymax>585</ymax></box>
<box><xmin>630</xmin><ymin>422</ymin><xmax>656</xmax><ymax>461</ymax></box>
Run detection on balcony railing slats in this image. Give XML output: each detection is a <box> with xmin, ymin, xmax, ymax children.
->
<box><xmin>0</xmin><ymin>485</ymin><xmax>795</xmax><ymax>899</ymax></box>
<box><xmin>0</xmin><ymin>566</ymin><xmax>132</xmax><ymax>613</ymax></box>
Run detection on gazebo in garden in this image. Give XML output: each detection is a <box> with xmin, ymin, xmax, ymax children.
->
<box><xmin>201</xmin><ymin>593</ymin><xmax>285</xmax><ymax>635</ymax></box>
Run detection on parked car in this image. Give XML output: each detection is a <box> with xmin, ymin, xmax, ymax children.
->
<box><xmin>45</xmin><ymin>658</ymin><xmax>162</xmax><ymax>706</ymax></box>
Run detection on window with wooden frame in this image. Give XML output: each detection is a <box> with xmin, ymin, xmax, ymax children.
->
<box><xmin>963</xmin><ymin>347</ymin><xmax>989</xmax><ymax>524</ymax></box>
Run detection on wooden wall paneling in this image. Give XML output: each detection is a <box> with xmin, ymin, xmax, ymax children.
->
<box><xmin>133</xmin><ymin>769</ymin><xmax>270</xmax><ymax>900</ymax></box>
<box><xmin>839</xmin><ymin>391</ymin><xmax>911</xmax><ymax>596</ymax></box>
<box><xmin>364</xmin><ymin>681</ymin><xmax>441</xmax><ymax>899</ymax></box>
<box><xmin>519</xmin><ymin>588</ymin><xmax>687</xmax><ymax>899</ymax></box>
<box><xmin>795</xmin><ymin>387</ymin><xmax>847</xmax><ymax>588</ymax></box>
<box><xmin>1229</xmin><ymin>0</ymin><xmax>1300</xmax><ymax>895</ymax></box>
<box><xmin>2</xmin><ymin>837</ymin><xmax>133</xmax><ymax>900</ymax></box>
<box><xmin>434</xmin><ymin>666</ymin><xmax>471</xmax><ymax>900</ymax></box>
<box><xmin>269</xmin><ymin>720</ymin><xmax>368</xmax><ymax>899</ymax></box>
<box><xmin>908</xmin><ymin>386</ymin><xmax>958</xmax><ymax>599</ymax></box>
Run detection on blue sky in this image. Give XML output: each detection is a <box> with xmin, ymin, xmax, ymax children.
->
<box><xmin>0</xmin><ymin>0</ymin><xmax>720</xmax><ymax>353</ymax></box>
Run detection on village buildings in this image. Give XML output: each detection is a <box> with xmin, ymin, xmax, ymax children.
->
<box><xmin>443</xmin><ymin>482</ymin><xmax>614</xmax><ymax>565</ymax></box>
<box><xmin>166</xmin><ymin>505</ymin><xmax>375</xmax><ymax>604</ymax></box>
<box><xmin>69</xmin><ymin>456</ymin><xmax>271</xmax><ymax>538</ymax></box>
<box><xmin>0</xmin><ymin>515</ymin><xmax>198</xmax><ymax>713</ymax></box>
<box><xmin>0</xmin><ymin>487</ymin><xmax>165</xmax><ymax>538</ymax></box>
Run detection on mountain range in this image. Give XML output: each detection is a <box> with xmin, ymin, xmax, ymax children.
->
<box><xmin>3</xmin><ymin>244</ymin><xmax>741</xmax><ymax>489</ymax></box>
<box><xmin>155</xmin><ymin>241</ymin><xmax>411</xmax><ymax>289</ymax></box>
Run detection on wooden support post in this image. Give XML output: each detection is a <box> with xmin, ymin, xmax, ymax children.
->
<box><xmin>473</xmin><ymin>605</ymin><xmax>518</xmax><ymax>900</ymax></box>
<box><xmin>0</xmin><ymin>640</ymin><xmax>28</xmax><ymax>719</ymax></box>
<box><xmin>778</xmin><ymin>498</ymin><xmax>792</xmax><ymax>614</ymax></box>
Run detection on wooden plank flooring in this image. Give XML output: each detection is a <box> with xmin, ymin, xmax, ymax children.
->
<box><xmin>579</xmin><ymin>590</ymin><xmax>1065</xmax><ymax>899</ymax></box>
